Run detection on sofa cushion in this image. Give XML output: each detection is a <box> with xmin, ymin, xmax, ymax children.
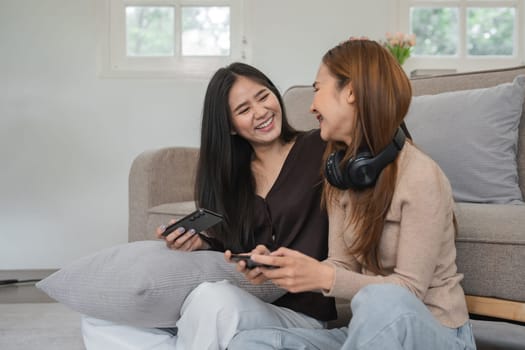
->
<box><xmin>405</xmin><ymin>76</ymin><xmax>525</xmax><ymax>204</ymax></box>
<box><xmin>36</xmin><ymin>240</ymin><xmax>285</xmax><ymax>328</ymax></box>
<box><xmin>455</xmin><ymin>203</ymin><xmax>525</xmax><ymax>302</ymax></box>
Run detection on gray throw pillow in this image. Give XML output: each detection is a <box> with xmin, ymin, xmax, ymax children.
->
<box><xmin>36</xmin><ymin>241</ymin><xmax>286</xmax><ymax>328</ymax></box>
<box><xmin>405</xmin><ymin>75</ymin><xmax>525</xmax><ymax>204</ymax></box>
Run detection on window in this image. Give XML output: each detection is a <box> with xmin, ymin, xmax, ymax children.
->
<box><xmin>398</xmin><ymin>0</ymin><xmax>524</xmax><ymax>72</ymax></box>
<box><xmin>97</xmin><ymin>0</ymin><xmax>247</xmax><ymax>78</ymax></box>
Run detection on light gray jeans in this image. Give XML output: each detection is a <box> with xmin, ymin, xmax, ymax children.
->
<box><xmin>228</xmin><ymin>284</ymin><xmax>477</xmax><ymax>350</ymax></box>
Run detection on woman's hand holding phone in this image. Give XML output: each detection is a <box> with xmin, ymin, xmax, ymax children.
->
<box><xmin>155</xmin><ymin>208</ymin><xmax>223</xmax><ymax>252</ymax></box>
<box><xmin>156</xmin><ymin>223</ymin><xmax>209</xmax><ymax>252</ymax></box>
<box><xmin>225</xmin><ymin>245</ymin><xmax>273</xmax><ymax>285</ymax></box>
<box><xmin>251</xmin><ymin>247</ymin><xmax>335</xmax><ymax>293</ymax></box>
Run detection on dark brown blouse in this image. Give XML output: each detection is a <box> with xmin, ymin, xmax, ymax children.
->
<box><xmin>252</xmin><ymin>129</ymin><xmax>336</xmax><ymax>322</ymax></box>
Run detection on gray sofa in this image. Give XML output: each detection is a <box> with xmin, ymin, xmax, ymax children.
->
<box><xmin>129</xmin><ymin>66</ymin><xmax>525</xmax><ymax>348</ymax></box>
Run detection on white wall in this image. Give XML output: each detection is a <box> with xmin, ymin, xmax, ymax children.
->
<box><xmin>0</xmin><ymin>0</ymin><xmax>392</xmax><ymax>269</ymax></box>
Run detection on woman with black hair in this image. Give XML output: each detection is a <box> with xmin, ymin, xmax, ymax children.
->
<box><xmin>81</xmin><ymin>62</ymin><xmax>336</xmax><ymax>350</ymax></box>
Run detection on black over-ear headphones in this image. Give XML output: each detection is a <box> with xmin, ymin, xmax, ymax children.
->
<box><xmin>324</xmin><ymin>127</ymin><xmax>406</xmax><ymax>190</ymax></box>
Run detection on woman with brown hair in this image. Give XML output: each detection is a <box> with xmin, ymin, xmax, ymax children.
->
<box><xmin>227</xmin><ymin>39</ymin><xmax>476</xmax><ymax>349</ymax></box>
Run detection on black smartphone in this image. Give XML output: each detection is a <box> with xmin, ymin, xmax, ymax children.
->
<box><xmin>161</xmin><ymin>208</ymin><xmax>223</xmax><ymax>238</ymax></box>
<box><xmin>230</xmin><ymin>254</ymin><xmax>277</xmax><ymax>269</ymax></box>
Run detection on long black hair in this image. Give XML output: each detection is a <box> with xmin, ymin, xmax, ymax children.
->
<box><xmin>195</xmin><ymin>62</ymin><xmax>299</xmax><ymax>252</ymax></box>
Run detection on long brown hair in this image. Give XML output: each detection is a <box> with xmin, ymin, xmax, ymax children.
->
<box><xmin>322</xmin><ymin>40</ymin><xmax>412</xmax><ymax>274</ymax></box>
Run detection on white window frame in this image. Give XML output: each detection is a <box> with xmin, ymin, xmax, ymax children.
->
<box><xmin>96</xmin><ymin>0</ymin><xmax>248</xmax><ymax>79</ymax></box>
<box><xmin>398</xmin><ymin>0</ymin><xmax>524</xmax><ymax>73</ymax></box>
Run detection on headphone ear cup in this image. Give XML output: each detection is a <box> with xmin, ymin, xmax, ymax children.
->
<box><xmin>324</xmin><ymin>150</ymin><xmax>350</xmax><ymax>190</ymax></box>
<box><xmin>347</xmin><ymin>151</ymin><xmax>377</xmax><ymax>190</ymax></box>
<box><xmin>324</xmin><ymin>128</ymin><xmax>406</xmax><ymax>191</ymax></box>
<box><xmin>325</xmin><ymin>150</ymin><xmax>376</xmax><ymax>190</ymax></box>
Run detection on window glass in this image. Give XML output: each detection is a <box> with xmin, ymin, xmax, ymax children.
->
<box><xmin>126</xmin><ymin>6</ymin><xmax>175</xmax><ymax>57</ymax></box>
<box><xmin>467</xmin><ymin>7</ymin><xmax>515</xmax><ymax>56</ymax></box>
<box><xmin>182</xmin><ymin>6</ymin><xmax>230</xmax><ymax>56</ymax></box>
<box><xmin>410</xmin><ymin>7</ymin><xmax>459</xmax><ymax>56</ymax></box>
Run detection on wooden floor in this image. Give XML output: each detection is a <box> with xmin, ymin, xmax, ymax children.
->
<box><xmin>0</xmin><ymin>270</ymin><xmax>57</xmax><ymax>304</ymax></box>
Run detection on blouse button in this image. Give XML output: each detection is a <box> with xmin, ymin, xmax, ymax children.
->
<box><xmin>272</xmin><ymin>235</ymin><xmax>275</xmax><ymax>241</ymax></box>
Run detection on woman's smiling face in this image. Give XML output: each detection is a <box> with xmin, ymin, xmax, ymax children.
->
<box><xmin>228</xmin><ymin>75</ymin><xmax>283</xmax><ymax>147</ymax></box>
<box><xmin>310</xmin><ymin>63</ymin><xmax>356</xmax><ymax>146</ymax></box>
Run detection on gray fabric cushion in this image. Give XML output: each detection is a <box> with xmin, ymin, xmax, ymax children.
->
<box><xmin>405</xmin><ymin>75</ymin><xmax>525</xmax><ymax>204</ymax></box>
<box><xmin>36</xmin><ymin>241</ymin><xmax>285</xmax><ymax>327</ymax></box>
<box><xmin>454</xmin><ymin>202</ymin><xmax>525</xmax><ymax>302</ymax></box>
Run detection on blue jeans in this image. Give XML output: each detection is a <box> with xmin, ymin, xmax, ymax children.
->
<box><xmin>228</xmin><ymin>284</ymin><xmax>477</xmax><ymax>350</ymax></box>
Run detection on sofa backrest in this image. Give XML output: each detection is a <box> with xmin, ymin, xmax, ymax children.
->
<box><xmin>282</xmin><ymin>66</ymin><xmax>525</xmax><ymax>200</ymax></box>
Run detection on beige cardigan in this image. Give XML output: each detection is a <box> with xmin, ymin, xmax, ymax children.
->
<box><xmin>322</xmin><ymin>142</ymin><xmax>469</xmax><ymax>328</ymax></box>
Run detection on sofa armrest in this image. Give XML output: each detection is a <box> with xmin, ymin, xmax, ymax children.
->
<box><xmin>129</xmin><ymin>147</ymin><xmax>199</xmax><ymax>242</ymax></box>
